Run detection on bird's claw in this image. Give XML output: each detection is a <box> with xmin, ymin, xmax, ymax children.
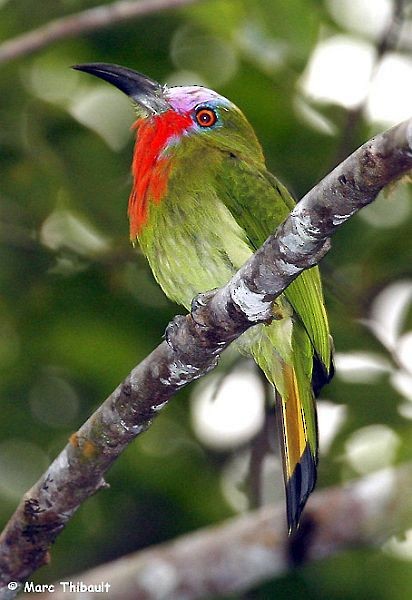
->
<box><xmin>164</xmin><ymin>314</ymin><xmax>186</xmax><ymax>346</ymax></box>
<box><xmin>190</xmin><ymin>289</ymin><xmax>217</xmax><ymax>312</ymax></box>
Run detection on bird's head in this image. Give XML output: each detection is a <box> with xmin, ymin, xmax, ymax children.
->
<box><xmin>73</xmin><ymin>63</ymin><xmax>264</xmax><ymax>236</ymax></box>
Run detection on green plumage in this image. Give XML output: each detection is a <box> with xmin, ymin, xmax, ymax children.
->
<box><xmin>138</xmin><ymin>106</ymin><xmax>332</xmax><ymax>530</ymax></box>
<box><xmin>74</xmin><ymin>62</ymin><xmax>333</xmax><ymax>532</ymax></box>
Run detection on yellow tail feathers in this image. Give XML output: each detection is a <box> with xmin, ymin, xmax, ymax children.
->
<box><xmin>276</xmin><ymin>364</ymin><xmax>318</xmax><ymax>533</ymax></box>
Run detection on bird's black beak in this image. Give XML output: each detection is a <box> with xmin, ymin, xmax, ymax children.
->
<box><xmin>72</xmin><ymin>62</ymin><xmax>170</xmax><ymax>115</ymax></box>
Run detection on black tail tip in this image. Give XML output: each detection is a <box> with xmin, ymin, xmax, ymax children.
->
<box><xmin>285</xmin><ymin>444</ymin><xmax>317</xmax><ymax>534</ymax></box>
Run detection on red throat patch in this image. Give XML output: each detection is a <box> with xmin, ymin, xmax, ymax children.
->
<box><xmin>128</xmin><ymin>109</ymin><xmax>192</xmax><ymax>238</ymax></box>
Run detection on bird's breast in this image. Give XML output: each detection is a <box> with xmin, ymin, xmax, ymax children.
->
<box><xmin>137</xmin><ymin>187</ymin><xmax>253</xmax><ymax>309</ymax></box>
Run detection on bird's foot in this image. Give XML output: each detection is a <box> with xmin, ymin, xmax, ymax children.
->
<box><xmin>190</xmin><ymin>289</ymin><xmax>217</xmax><ymax>312</ymax></box>
<box><xmin>164</xmin><ymin>314</ymin><xmax>186</xmax><ymax>347</ymax></box>
<box><xmin>190</xmin><ymin>289</ymin><xmax>218</xmax><ymax>328</ymax></box>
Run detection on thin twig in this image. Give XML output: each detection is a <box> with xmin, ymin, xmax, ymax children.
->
<box><xmin>0</xmin><ymin>0</ymin><xmax>203</xmax><ymax>65</ymax></box>
<box><xmin>333</xmin><ymin>0</ymin><xmax>406</xmax><ymax>165</ymax></box>
<box><xmin>248</xmin><ymin>379</ymin><xmax>275</xmax><ymax>509</ymax></box>
<box><xmin>1</xmin><ymin>116</ymin><xmax>412</xmax><ymax>593</ymax></box>
<box><xmin>25</xmin><ymin>464</ymin><xmax>412</xmax><ymax>600</ymax></box>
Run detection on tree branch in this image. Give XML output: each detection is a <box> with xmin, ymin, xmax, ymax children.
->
<box><xmin>1</xmin><ymin>117</ymin><xmax>412</xmax><ymax>594</ymax></box>
<box><xmin>23</xmin><ymin>463</ymin><xmax>412</xmax><ymax>600</ymax></box>
<box><xmin>0</xmin><ymin>0</ymin><xmax>203</xmax><ymax>66</ymax></box>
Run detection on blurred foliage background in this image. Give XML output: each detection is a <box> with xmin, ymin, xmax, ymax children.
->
<box><xmin>1</xmin><ymin>0</ymin><xmax>412</xmax><ymax>597</ymax></box>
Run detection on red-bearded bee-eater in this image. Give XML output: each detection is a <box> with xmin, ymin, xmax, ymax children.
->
<box><xmin>73</xmin><ymin>63</ymin><xmax>333</xmax><ymax>532</ymax></box>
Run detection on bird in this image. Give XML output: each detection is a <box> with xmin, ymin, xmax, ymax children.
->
<box><xmin>73</xmin><ymin>63</ymin><xmax>333</xmax><ymax>532</ymax></box>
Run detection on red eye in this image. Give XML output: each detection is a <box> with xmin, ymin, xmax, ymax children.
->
<box><xmin>195</xmin><ymin>108</ymin><xmax>217</xmax><ymax>127</ymax></box>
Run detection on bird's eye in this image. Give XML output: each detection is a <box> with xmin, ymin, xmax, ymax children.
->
<box><xmin>195</xmin><ymin>107</ymin><xmax>217</xmax><ymax>128</ymax></box>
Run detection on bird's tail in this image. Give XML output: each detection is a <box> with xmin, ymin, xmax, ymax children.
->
<box><xmin>275</xmin><ymin>362</ymin><xmax>318</xmax><ymax>533</ymax></box>
<box><xmin>240</xmin><ymin>318</ymin><xmax>323</xmax><ymax>533</ymax></box>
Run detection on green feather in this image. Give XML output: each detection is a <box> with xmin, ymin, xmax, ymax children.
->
<box><xmin>215</xmin><ymin>154</ymin><xmax>331</xmax><ymax>371</ymax></box>
<box><xmin>137</xmin><ymin>101</ymin><xmax>332</xmax><ymax>531</ymax></box>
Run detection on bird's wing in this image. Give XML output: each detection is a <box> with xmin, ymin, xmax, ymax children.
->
<box><xmin>216</xmin><ymin>155</ymin><xmax>332</xmax><ymax>374</ymax></box>
<box><xmin>216</xmin><ymin>155</ymin><xmax>333</xmax><ymax>531</ymax></box>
